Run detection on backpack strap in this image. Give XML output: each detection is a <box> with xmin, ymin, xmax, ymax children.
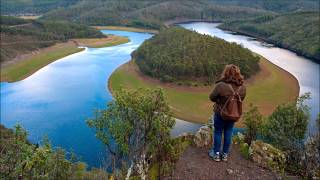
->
<box><xmin>227</xmin><ymin>84</ymin><xmax>242</xmax><ymax>102</ymax></box>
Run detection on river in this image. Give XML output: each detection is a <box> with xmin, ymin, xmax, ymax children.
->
<box><xmin>1</xmin><ymin>23</ymin><xmax>319</xmax><ymax>168</ymax></box>
<box><xmin>180</xmin><ymin>22</ymin><xmax>319</xmax><ymax>134</ymax></box>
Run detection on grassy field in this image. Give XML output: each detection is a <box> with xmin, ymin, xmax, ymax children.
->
<box><xmin>93</xmin><ymin>26</ymin><xmax>158</xmax><ymax>34</ymax></box>
<box><xmin>1</xmin><ymin>35</ymin><xmax>130</xmax><ymax>82</ymax></box>
<box><xmin>108</xmin><ymin>58</ymin><xmax>299</xmax><ymax>127</ymax></box>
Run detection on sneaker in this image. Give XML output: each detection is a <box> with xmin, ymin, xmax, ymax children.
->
<box><xmin>221</xmin><ymin>153</ymin><xmax>228</xmax><ymax>161</ymax></box>
<box><xmin>209</xmin><ymin>151</ymin><xmax>221</xmax><ymax>162</ymax></box>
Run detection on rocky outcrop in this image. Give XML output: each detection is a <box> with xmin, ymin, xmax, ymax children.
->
<box><xmin>249</xmin><ymin>140</ymin><xmax>286</xmax><ymax>172</ymax></box>
<box><xmin>193</xmin><ymin>126</ymin><xmax>212</xmax><ymax>147</ymax></box>
<box><xmin>179</xmin><ymin>125</ymin><xmax>212</xmax><ymax>148</ymax></box>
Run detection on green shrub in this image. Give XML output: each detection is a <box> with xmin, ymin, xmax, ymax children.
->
<box><xmin>243</xmin><ymin>104</ymin><xmax>263</xmax><ymax>145</ymax></box>
<box><xmin>261</xmin><ymin>93</ymin><xmax>310</xmax><ymax>174</ymax></box>
<box><xmin>87</xmin><ymin>88</ymin><xmax>175</xmax><ymax>179</ymax></box>
<box><xmin>0</xmin><ymin>124</ymin><xmax>109</xmax><ymax>179</ymax></box>
<box><xmin>239</xmin><ymin>143</ymin><xmax>250</xmax><ymax>160</ymax></box>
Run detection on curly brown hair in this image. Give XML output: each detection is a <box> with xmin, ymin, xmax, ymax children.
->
<box><xmin>220</xmin><ymin>64</ymin><xmax>244</xmax><ymax>86</ymax></box>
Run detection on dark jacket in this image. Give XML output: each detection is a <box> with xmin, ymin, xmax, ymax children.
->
<box><xmin>209</xmin><ymin>80</ymin><xmax>246</xmax><ymax>113</ymax></box>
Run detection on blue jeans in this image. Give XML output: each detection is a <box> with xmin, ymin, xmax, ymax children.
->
<box><xmin>212</xmin><ymin>113</ymin><xmax>235</xmax><ymax>154</ymax></box>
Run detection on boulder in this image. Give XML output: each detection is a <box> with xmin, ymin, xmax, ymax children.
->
<box><xmin>178</xmin><ymin>132</ymin><xmax>194</xmax><ymax>142</ymax></box>
<box><xmin>249</xmin><ymin>140</ymin><xmax>286</xmax><ymax>172</ymax></box>
<box><xmin>233</xmin><ymin>132</ymin><xmax>245</xmax><ymax>144</ymax></box>
<box><xmin>193</xmin><ymin>126</ymin><xmax>212</xmax><ymax>148</ymax></box>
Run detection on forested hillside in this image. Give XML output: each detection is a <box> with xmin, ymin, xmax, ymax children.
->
<box><xmin>210</xmin><ymin>0</ymin><xmax>319</xmax><ymax>13</ymax></box>
<box><xmin>1</xmin><ymin>0</ymin><xmax>80</xmax><ymax>15</ymax></box>
<box><xmin>0</xmin><ymin>16</ymin><xmax>104</xmax><ymax>64</ymax></box>
<box><xmin>41</xmin><ymin>0</ymin><xmax>271</xmax><ymax>29</ymax></box>
<box><xmin>220</xmin><ymin>12</ymin><xmax>320</xmax><ymax>61</ymax></box>
<box><xmin>133</xmin><ymin>27</ymin><xmax>260</xmax><ymax>84</ymax></box>
<box><xmin>38</xmin><ymin>0</ymin><xmax>319</xmax><ymax>62</ymax></box>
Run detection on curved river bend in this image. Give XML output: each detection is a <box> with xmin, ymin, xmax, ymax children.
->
<box><xmin>180</xmin><ymin>22</ymin><xmax>319</xmax><ymax>133</ymax></box>
<box><xmin>1</xmin><ymin>23</ymin><xmax>319</xmax><ymax>168</ymax></box>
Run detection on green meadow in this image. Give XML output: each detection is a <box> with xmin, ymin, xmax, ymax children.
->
<box><xmin>108</xmin><ymin>57</ymin><xmax>299</xmax><ymax>127</ymax></box>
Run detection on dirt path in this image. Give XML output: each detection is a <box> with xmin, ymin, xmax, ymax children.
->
<box><xmin>165</xmin><ymin>145</ymin><xmax>282</xmax><ymax>180</ymax></box>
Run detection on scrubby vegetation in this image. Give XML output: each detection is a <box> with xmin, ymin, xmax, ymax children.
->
<box><xmin>210</xmin><ymin>0</ymin><xmax>319</xmax><ymax>13</ymax></box>
<box><xmin>242</xmin><ymin>93</ymin><xmax>320</xmax><ymax>178</ymax></box>
<box><xmin>133</xmin><ymin>27</ymin><xmax>260</xmax><ymax>84</ymax></box>
<box><xmin>220</xmin><ymin>12</ymin><xmax>320</xmax><ymax>61</ymax></box>
<box><xmin>3</xmin><ymin>0</ymin><xmax>318</xmax><ymax>19</ymax></box>
<box><xmin>41</xmin><ymin>0</ymin><xmax>271</xmax><ymax>28</ymax></box>
<box><xmin>242</xmin><ymin>104</ymin><xmax>264</xmax><ymax>145</ymax></box>
<box><xmin>1</xmin><ymin>15</ymin><xmax>31</xmax><ymax>25</ymax></box>
<box><xmin>0</xmin><ymin>124</ymin><xmax>109</xmax><ymax>179</ymax></box>
<box><xmin>0</xmin><ymin>16</ymin><xmax>104</xmax><ymax>63</ymax></box>
<box><xmin>1</xmin><ymin>0</ymin><xmax>80</xmax><ymax>15</ymax></box>
<box><xmin>87</xmin><ymin>88</ymin><xmax>190</xmax><ymax>179</ymax></box>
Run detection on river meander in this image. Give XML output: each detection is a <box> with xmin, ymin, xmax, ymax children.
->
<box><xmin>1</xmin><ymin>23</ymin><xmax>319</xmax><ymax>168</ymax></box>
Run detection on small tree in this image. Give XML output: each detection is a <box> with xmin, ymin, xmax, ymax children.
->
<box><xmin>261</xmin><ymin>93</ymin><xmax>310</xmax><ymax>173</ymax></box>
<box><xmin>87</xmin><ymin>88</ymin><xmax>175</xmax><ymax>179</ymax></box>
<box><xmin>243</xmin><ymin>104</ymin><xmax>263</xmax><ymax>145</ymax></box>
<box><xmin>261</xmin><ymin>94</ymin><xmax>310</xmax><ymax>150</ymax></box>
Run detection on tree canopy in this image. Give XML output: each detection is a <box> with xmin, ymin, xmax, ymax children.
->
<box><xmin>87</xmin><ymin>88</ymin><xmax>175</xmax><ymax>178</ymax></box>
<box><xmin>133</xmin><ymin>27</ymin><xmax>260</xmax><ymax>84</ymax></box>
<box><xmin>220</xmin><ymin>12</ymin><xmax>320</xmax><ymax>62</ymax></box>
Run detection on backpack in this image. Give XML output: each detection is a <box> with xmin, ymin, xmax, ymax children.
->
<box><xmin>220</xmin><ymin>84</ymin><xmax>243</xmax><ymax>122</ymax></box>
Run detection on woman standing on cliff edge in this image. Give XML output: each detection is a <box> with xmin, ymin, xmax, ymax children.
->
<box><xmin>209</xmin><ymin>64</ymin><xmax>246</xmax><ymax>162</ymax></box>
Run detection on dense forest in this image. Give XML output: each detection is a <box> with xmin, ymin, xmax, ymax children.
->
<box><xmin>40</xmin><ymin>0</ymin><xmax>271</xmax><ymax>29</ymax></box>
<box><xmin>37</xmin><ymin>0</ymin><xmax>320</xmax><ymax>62</ymax></box>
<box><xmin>209</xmin><ymin>0</ymin><xmax>319</xmax><ymax>13</ymax></box>
<box><xmin>220</xmin><ymin>12</ymin><xmax>320</xmax><ymax>62</ymax></box>
<box><xmin>2</xmin><ymin>1</ymin><xmax>319</xmax><ymax>61</ymax></box>
<box><xmin>133</xmin><ymin>27</ymin><xmax>260</xmax><ymax>84</ymax></box>
<box><xmin>1</xmin><ymin>0</ymin><xmax>80</xmax><ymax>15</ymax></box>
<box><xmin>0</xmin><ymin>16</ymin><xmax>104</xmax><ymax>63</ymax></box>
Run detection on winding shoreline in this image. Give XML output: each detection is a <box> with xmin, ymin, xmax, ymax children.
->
<box><xmin>218</xmin><ymin>26</ymin><xmax>320</xmax><ymax>64</ymax></box>
<box><xmin>164</xmin><ymin>19</ymin><xmax>319</xmax><ymax>63</ymax></box>
<box><xmin>0</xmin><ymin>35</ymin><xmax>129</xmax><ymax>83</ymax></box>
